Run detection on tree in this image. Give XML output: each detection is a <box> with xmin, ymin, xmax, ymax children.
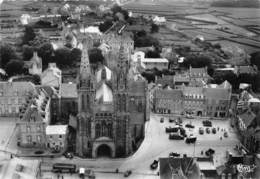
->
<box><xmin>29</xmin><ymin>33</ymin><xmax>50</xmax><ymax>48</ymax></box>
<box><xmin>31</xmin><ymin>74</ymin><xmax>41</xmax><ymax>85</ymax></box>
<box><xmin>0</xmin><ymin>43</ymin><xmax>17</xmax><ymax>68</ymax></box>
<box><xmin>250</xmin><ymin>51</ymin><xmax>260</xmax><ymax>70</ymax></box>
<box><xmin>5</xmin><ymin>60</ymin><xmax>25</xmax><ymax>77</ymax></box>
<box><xmin>88</xmin><ymin>48</ymin><xmax>104</xmax><ymax>64</ymax></box>
<box><xmin>141</xmin><ymin>71</ymin><xmax>155</xmax><ymax>83</ymax></box>
<box><xmin>182</xmin><ymin>55</ymin><xmax>212</xmax><ymax>68</ymax></box>
<box><xmin>145</xmin><ymin>50</ymin><xmax>160</xmax><ymax>58</ymax></box>
<box><xmin>53</xmin><ymin>47</ymin><xmax>72</xmax><ymax>67</ymax></box>
<box><xmin>70</xmin><ymin>48</ymin><xmax>82</xmax><ymax>62</ymax></box>
<box><xmin>22</xmin><ymin>25</ymin><xmax>36</xmax><ymax>45</ymax></box>
<box><xmin>37</xmin><ymin>43</ymin><xmax>54</xmax><ymax>67</ymax></box>
<box><xmin>99</xmin><ymin>20</ymin><xmax>113</xmax><ymax>33</ymax></box>
<box><xmin>136</xmin><ymin>30</ymin><xmax>147</xmax><ymax>37</ymax></box>
<box><xmin>150</xmin><ymin>23</ymin><xmax>159</xmax><ymax>33</ymax></box>
<box><xmin>22</xmin><ymin>45</ymin><xmax>34</xmax><ymax>61</ymax></box>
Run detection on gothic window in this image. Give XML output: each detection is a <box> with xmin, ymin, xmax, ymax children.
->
<box><xmin>101</xmin><ymin>68</ymin><xmax>106</xmax><ymax>80</ymax></box>
<box><xmin>108</xmin><ymin>123</ymin><xmax>113</xmax><ymax>138</ymax></box>
<box><xmin>86</xmin><ymin>95</ymin><xmax>90</xmax><ymax>110</ymax></box>
<box><xmin>96</xmin><ymin>123</ymin><xmax>101</xmax><ymax>138</ymax></box>
<box><xmin>138</xmin><ymin>101</ymin><xmax>142</xmax><ymax>112</ymax></box>
<box><xmin>101</xmin><ymin>121</ymin><xmax>107</xmax><ymax>136</ymax></box>
<box><xmin>81</xmin><ymin>94</ymin><xmax>85</xmax><ymax>111</ymax></box>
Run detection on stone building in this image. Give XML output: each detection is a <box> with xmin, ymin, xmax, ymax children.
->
<box><xmin>182</xmin><ymin>86</ymin><xmax>205</xmax><ymax>116</ymax></box>
<box><xmin>154</xmin><ymin>89</ymin><xmax>183</xmax><ymax>114</ymax></box>
<box><xmin>25</xmin><ymin>51</ymin><xmax>42</xmax><ymax>75</ymax></box>
<box><xmin>41</xmin><ymin>63</ymin><xmax>62</xmax><ymax>89</ymax></box>
<box><xmin>76</xmin><ymin>40</ymin><xmax>148</xmax><ymax>158</ymax></box>
<box><xmin>17</xmin><ymin>87</ymin><xmax>51</xmax><ymax>148</ymax></box>
<box><xmin>0</xmin><ymin>82</ymin><xmax>36</xmax><ymax>117</ymax></box>
<box><xmin>46</xmin><ymin>125</ymin><xmax>68</xmax><ymax>152</ymax></box>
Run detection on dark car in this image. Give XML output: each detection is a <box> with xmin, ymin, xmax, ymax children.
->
<box><xmin>160</xmin><ymin>118</ymin><xmax>164</xmax><ymax>123</ymax></box>
<box><xmin>169</xmin><ymin>152</ymin><xmax>180</xmax><ymax>157</ymax></box>
<box><xmin>150</xmin><ymin>160</ymin><xmax>158</xmax><ymax>170</ymax></box>
<box><xmin>205</xmin><ymin>148</ymin><xmax>215</xmax><ymax>156</ymax></box>
<box><xmin>199</xmin><ymin>127</ymin><xmax>204</xmax><ymax>135</ymax></box>
<box><xmin>185</xmin><ymin>123</ymin><xmax>195</xmax><ymax>128</ymax></box>
<box><xmin>224</xmin><ymin>131</ymin><xmax>228</xmax><ymax>137</ymax></box>
<box><xmin>203</xmin><ymin>120</ymin><xmax>212</xmax><ymax>127</ymax></box>
<box><xmin>185</xmin><ymin>136</ymin><xmax>197</xmax><ymax>144</ymax></box>
<box><xmin>206</xmin><ymin>128</ymin><xmax>210</xmax><ymax>134</ymax></box>
<box><xmin>169</xmin><ymin>118</ymin><xmax>174</xmax><ymax>123</ymax></box>
<box><xmin>64</xmin><ymin>152</ymin><xmax>73</xmax><ymax>159</ymax></box>
<box><xmin>165</xmin><ymin>127</ymin><xmax>179</xmax><ymax>133</ymax></box>
<box><xmin>124</xmin><ymin>170</ymin><xmax>132</xmax><ymax>177</ymax></box>
<box><xmin>179</xmin><ymin>127</ymin><xmax>187</xmax><ymax>137</ymax></box>
<box><xmin>212</xmin><ymin>128</ymin><xmax>216</xmax><ymax>134</ymax></box>
<box><xmin>169</xmin><ymin>133</ymin><xmax>184</xmax><ymax>140</ymax></box>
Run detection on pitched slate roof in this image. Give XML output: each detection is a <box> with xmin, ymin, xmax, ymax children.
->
<box><xmin>155</xmin><ymin>89</ymin><xmax>183</xmax><ymax>100</ymax></box>
<box><xmin>238</xmin><ymin>110</ymin><xmax>256</xmax><ymax>128</ymax></box>
<box><xmin>0</xmin><ymin>81</ymin><xmax>36</xmax><ymax>97</ymax></box>
<box><xmin>60</xmin><ymin>83</ymin><xmax>78</xmax><ymax>98</ymax></box>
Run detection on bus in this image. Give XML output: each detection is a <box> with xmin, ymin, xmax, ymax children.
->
<box><xmin>52</xmin><ymin>163</ymin><xmax>77</xmax><ymax>173</ymax></box>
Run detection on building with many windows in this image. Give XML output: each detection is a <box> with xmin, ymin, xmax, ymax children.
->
<box><xmin>16</xmin><ymin>87</ymin><xmax>51</xmax><ymax>148</ymax></box>
<box><xmin>0</xmin><ymin>82</ymin><xmax>37</xmax><ymax>117</ymax></box>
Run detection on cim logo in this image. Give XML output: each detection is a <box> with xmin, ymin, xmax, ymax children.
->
<box><xmin>237</xmin><ymin>164</ymin><xmax>256</xmax><ymax>174</ymax></box>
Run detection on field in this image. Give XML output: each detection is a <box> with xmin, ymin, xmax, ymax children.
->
<box><xmin>124</xmin><ymin>0</ymin><xmax>260</xmax><ymax>54</ymax></box>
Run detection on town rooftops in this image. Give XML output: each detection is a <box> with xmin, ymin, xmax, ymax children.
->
<box><xmin>155</xmin><ymin>89</ymin><xmax>183</xmax><ymax>99</ymax></box>
<box><xmin>238</xmin><ymin>110</ymin><xmax>256</xmax><ymax>128</ymax></box>
<box><xmin>189</xmin><ymin>66</ymin><xmax>207</xmax><ymax>76</ymax></box>
<box><xmin>60</xmin><ymin>83</ymin><xmax>78</xmax><ymax>98</ymax></box>
<box><xmin>0</xmin><ymin>81</ymin><xmax>36</xmax><ymax>97</ymax></box>
<box><xmin>46</xmin><ymin>125</ymin><xmax>68</xmax><ymax>135</ymax></box>
<box><xmin>142</xmin><ymin>58</ymin><xmax>168</xmax><ymax>63</ymax></box>
<box><xmin>0</xmin><ymin>158</ymin><xmax>40</xmax><ymax>179</ymax></box>
<box><xmin>159</xmin><ymin>157</ymin><xmax>197</xmax><ymax>179</ymax></box>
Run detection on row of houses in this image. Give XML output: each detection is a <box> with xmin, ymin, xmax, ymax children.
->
<box><xmin>152</xmin><ymin>80</ymin><xmax>232</xmax><ymax>118</ymax></box>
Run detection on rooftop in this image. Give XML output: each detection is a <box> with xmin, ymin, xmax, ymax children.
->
<box><xmin>155</xmin><ymin>89</ymin><xmax>183</xmax><ymax>99</ymax></box>
<box><xmin>60</xmin><ymin>83</ymin><xmax>78</xmax><ymax>98</ymax></box>
<box><xmin>142</xmin><ymin>58</ymin><xmax>169</xmax><ymax>63</ymax></box>
<box><xmin>46</xmin><ymin>125</ymin><xmax>68</xmax><ymax>135</ymax></box>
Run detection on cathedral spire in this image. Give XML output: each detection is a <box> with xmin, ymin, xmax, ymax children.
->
<box><xmin>80</xmin><ymin>42</ymin><xmax>91</xmax><ymax>80</ymax></box>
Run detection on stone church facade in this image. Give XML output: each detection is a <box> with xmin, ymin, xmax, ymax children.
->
<box><xmin>76</xmin><ymin>36</ymin><xmax>148</xmax><ymax>158</ymax></box>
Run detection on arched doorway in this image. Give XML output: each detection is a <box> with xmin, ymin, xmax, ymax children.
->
<box><xmin>197</xmin><ymin>111</ymin><xmax>202</xmax><ymax>116</ymax></box>
<box><xmin>97</xmin><ymin>144</ymin><xmax>112</xmax><ymax>157</ymax></box>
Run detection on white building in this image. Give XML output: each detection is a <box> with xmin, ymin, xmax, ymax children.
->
<box><xmin>41</xmin><ymin>63</ymin><xmax>62</xmax><ymax>89</ymax></box>
<box><xmin>131</xmin><ymin>51</ymin><xmax>169</xmax><ymax>70</ymax></box>
<box><xmin>46</xmin><ymin>125</ymin><xmax>68</xmax><ymax>152</ymax></box>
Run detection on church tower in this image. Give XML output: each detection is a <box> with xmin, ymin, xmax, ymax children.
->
<box><xmin>114</xmin><ymin>44</ymin><xmax>132</xmax><ymax>156</ymax></box>
<box><xmin>76</xmin><ymin>41</ymin><xmax>95</xmax><ymax>157</ymax></box>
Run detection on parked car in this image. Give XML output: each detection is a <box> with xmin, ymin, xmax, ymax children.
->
<box><xmin>224</xmin><ymin>132</ymin><xmax>228</xmax><ymax>137</ymax></box>
<box><xmin>150</xmin><ymin>160</ymin><xmax>159</xmax><ymax>170</ymax></box>
<box><xmin>169</xmin><ymin>133</ymin><xmax>184</xmax><ymax>140</ymax></box>
<box><xmin>124</xmin><ymin>170</ymin><xmax>132</xmax><ymax>177</ymax></box>
<box><xmin>206</xmin><ymin>128</ymin><xmax>210</xmax><ymax>134</ymax></box>
<box><xmin>186</xmin><ymin>136</ymin><xmax>197</xmax><ymax>144</ymax></box>
<box><xmin>185</xmin><ymin>123</ymin><xmax>195</xmax><ymax>128</ymax></box>
<box><xmin>64</xmin><ymin>152</ymin><xmax>73</xmax><ymax>159</ymax></box>
<box><xmin>205</xmin><ymin>148</ymin><xmax>215</xmax><ymax>156</ymax></box>
<box><xmin>169</xmin><ymin>152</ymin><xmax>180</xmax><ymax>157</ymax></box>
<box><xmin>169</xmin><ymin>118</ymin><xmax>174</xmax><ymax>123</ymax></box>
<box><xmin>160</xmin><ymin>118</ymin><xmax>164</xmax><ymax>123</ymax></box>
<box><xmin>199</xmin><ymin>127</ymin><xmax>204</xmax><ymax>135</ymax></box>
<box><xmin>186</xmin><ymin>114</ymin><xmax>194</xmax><ymax>119</ymax></box>
<box><xmin>203</xmin><ymin>120</ymin><xmax>212</xmax><ymax>127</ymax></box>
<box><xmin>179</xmin><ymin>127</ymin><xmax>187</xmax><ymax>137</ymax></box>
<box><xmin>165</xmin><ymin>126</ymin><xmax>179</xmax><ymax>133</ymax></box>
<box><xmin>178</xmin><ymin>117</ymin><xmax>183</xmax><ymax>124</ymax></box>
<box><xmin>212</xmin><ymin>128</ymin><xmax>216</xmax><ymax>134</ymax></box>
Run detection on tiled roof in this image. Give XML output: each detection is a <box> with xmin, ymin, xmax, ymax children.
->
<box><xmin>160</xmin><ymin>157</ymin><xmax>196</xmax><ymax>179</ymax></box>
<box><xmin>238</xmin><ymin>110</ymin><xmax>256</xmax><ymax>128</ymax></box>
<box><xmin>190</xmin><ymin>67</ymin><xmax>207</xmax><ymax>75</ymax></box>
<box><xmin>155</xmin><ymin>89</ymin><xmax>183</xmax><ymax>100</ymax></box>
<box><xmin>60</xmin><ymin>83</ymin><xmax>78</xmax><ymax>98</ymax></box>
<box><xmin>0</xmin><ymin>81</ymin><xmax>36</xmax><ymax>97</ymax></box>
<box><xmin>204</xmin><ymin>87</ymin><xmax>231</xmax><ymax>100</ymax></box>
<box><xmin>183</xmin><ymin>86</ymin><xmax>204</xmax><ymax>95</ymax></box>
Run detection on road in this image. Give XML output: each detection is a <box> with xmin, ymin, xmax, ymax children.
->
<box><xmin>40</xmin><ymin>113</ymin><xmax>239</xmax><ymax>179</ymax></box>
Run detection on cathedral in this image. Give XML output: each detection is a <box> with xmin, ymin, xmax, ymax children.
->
<box><xmin>76</xmin><ymin>36</ymin><xmax>149</xmax><ymax>158</ymax></box>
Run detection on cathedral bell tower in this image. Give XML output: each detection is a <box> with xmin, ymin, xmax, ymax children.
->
<box><xmin>114</xmin><ymin>44</ymin><xmax>132</xmax><ymax>156</ymax></box>
<box><xmin>76</xmin><ymin>40</ymin><xmax>95</xmax><ymax>157</ymax></box>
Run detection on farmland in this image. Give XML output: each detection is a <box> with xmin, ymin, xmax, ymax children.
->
<box><xmin>124</xmin><ymin>0</ymin><xmax>260</xmax><ymax>54</ymax></box>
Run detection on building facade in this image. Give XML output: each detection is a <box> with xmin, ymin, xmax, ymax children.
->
<box><xmin>0</xmin><ymin>82</ymin><xmax>36</xmax><ymax>117</ymax></box>
<box><xmin>76</xmin><ymin>40</ymin><xmax>148</xmax><ymax>158</ymax></box>
<box><xmin>46</xmin><ymin>125</ymin><xmax>68</xmax><ymax>152</ymax></box>
<box><xmin>17</xmin><ymin>87</ymin><xmax>51</xmax><ymax>148</ymax></box>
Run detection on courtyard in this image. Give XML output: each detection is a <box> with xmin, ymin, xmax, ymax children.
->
<box><xmin>40</xmin><ymin>113</ymin><xmax>240</xmax><ymax>179</ymax></box>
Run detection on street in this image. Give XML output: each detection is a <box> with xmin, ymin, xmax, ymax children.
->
<box><xmin>40</xmin><ymin>113</ymin><xmax>239</xmax><ymax>179</ymax></box>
